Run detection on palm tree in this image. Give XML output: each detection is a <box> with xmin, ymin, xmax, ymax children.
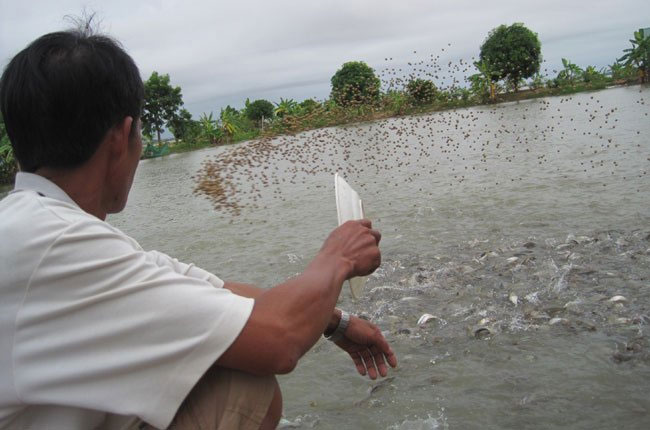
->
<box><xmin>618</xmin><ymin>29</ymin><xmax>650</xmax><ymax>83</ymax></box>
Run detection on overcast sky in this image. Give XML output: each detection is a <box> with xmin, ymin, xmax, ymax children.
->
<box><xmin>1</xmin><ymin>1</ymin><xmax>648</xmax><ymax>117</ymax></box>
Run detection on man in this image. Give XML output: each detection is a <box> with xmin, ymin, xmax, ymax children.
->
<box><xmin>0</xmin><ymin>28</ymin><xmax>396</xmax><ymax>429</ymax></box>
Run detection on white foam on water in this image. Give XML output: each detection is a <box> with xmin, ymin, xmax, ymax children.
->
<box><xmin>389</xmin><ymin>413</ymin><xmax>447</xmax><ymax>430</ymax></box>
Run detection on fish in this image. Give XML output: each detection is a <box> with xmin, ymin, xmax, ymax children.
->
<box><xmin>417</xmin><ymin>313</ymin><xmax>438</xmax><ymax>326</ymax></box>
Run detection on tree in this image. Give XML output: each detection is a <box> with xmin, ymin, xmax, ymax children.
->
<box><xmin>555</xmin><ymin>58</ymin><xmax>584</xmax><ymax>86</ymax></box>
<box><xmin>330</xmin><ymin>61</ymin><xmax>381</xmax><ymax>106</ymax></box>
<box><xmin>405</xmin><ymin>78</ymin><xmax>437</xmax><ymax>105</ymax></box>
<box><xmin>168</xmin><ymin>108</ymin><xmax>193</xmax><ymax>142</ymax></box>
<box><xmin>142</xmin><ymin>72</ymin><xmax>184</xmax><ymax>143</ymax></box>
<box><xmin>582</xmin><ymin>65</ymin><xmax>607</xmax><ymax>84</ymax></box>
<box><xmin>219</xmin><ymin>108</ymin><xmax>239</xmax><ymax>143</ymax></box>
<box><xmin>479</xmin><ymin>23</ymin><xmax>542</xmax><ymax>92</ymax></box>
<box><xmin>198</xmin><ymin>112</ymin><xmax>223</xmax><ymax>145</ymax></box>
<box><xmin>618</xmin><ymin>29</ymin><xmax>650</xmax><ymax>83</ymax></box>
<box><xmin>245</xmin><ymin>99</ymin><xmax>274</xmax><ymax>126</ymax></box>
<box><xmin>469</xmin><ymin>60</ymin><xmax>499</xmax><ymax>102</ymax></box>
<box><xmin>274</xmin><ymin>98</ymin><xmax>299</xmax><ymax>118</ymax></box>
<box><xmin>298</xmin><ymin>99</ymin><xmax>320</xmax><ymax>114</ymax></box>
<box><xmin>609</xmin><ymin>61</ymin><xmax>638</xmax><ymax>81</ymax></box>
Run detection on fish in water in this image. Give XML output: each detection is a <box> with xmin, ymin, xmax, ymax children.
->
<box><xmin>354</xmin><ymin>377</ymin><xmax>396</xmax><ymax>406</ymax></box>
<box><xmin>417</xmin><ymin>313</ymin><xmax>438</xmax><ymax>326</ymax></box>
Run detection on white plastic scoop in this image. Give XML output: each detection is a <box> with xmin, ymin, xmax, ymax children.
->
<box><xmin>334</xmin><ymin>173</ymin><xmax>367</xmax><ymax>299</ymax></box>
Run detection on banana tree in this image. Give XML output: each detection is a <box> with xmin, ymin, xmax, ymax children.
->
<box><xmin>219</xmin><ymin>109</ymin><xmax>238</xmax><ymax>143</ymax></box>
<box><xmin>582</xmin><ymin>65</ymin><xmax>607</xmax><ymax>84</ymax></box>
<box><xmin>556</xmin><ymin>58</ymin><xmax>584</xmax><ymax>85</ymax></box>
<box><xmin>274</xmin><ymin>98</ymin><xmax>298</xmax><ymax>118</ymax></box>
<box><xmin>618</xmin><ymin>29</ymin><xmax>650</xmax><ymax>83</ymax></box>
<box><xmin>469</xmin><ymin>60</ymin><xmax>498</xmax><ymax>101</ymax></box>
<box><xmin>199</xmin><ymin>112</ymin><xmax>223</xmax><ymax>145</ymax></box>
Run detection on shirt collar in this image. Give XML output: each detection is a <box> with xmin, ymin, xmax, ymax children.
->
<box><xmin>11</xmin><ymin>172</ymin><xmax>79</xmax><ymax>207</ymax></box>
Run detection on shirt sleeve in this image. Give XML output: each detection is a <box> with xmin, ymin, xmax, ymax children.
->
<box><xmin>146</xmin><ymin>250</ymin><xmax>225</xmax><ymax>288</ymax></box>
<box><xmin>13</xmin><ymin>220</ymin><xmax>253</xmax><ymax>429</ymax></box>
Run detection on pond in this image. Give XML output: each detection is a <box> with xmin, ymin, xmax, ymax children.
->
<box><xmin>106</xmin><ymin>85</ymin><xmax>650</xmax><ymax>429</ymax></box>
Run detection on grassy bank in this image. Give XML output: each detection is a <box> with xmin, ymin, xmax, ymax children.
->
<box><xmin>162</xmin><ymin>78</ymin><xmax>638</xmax><ymax>158</ymax></box>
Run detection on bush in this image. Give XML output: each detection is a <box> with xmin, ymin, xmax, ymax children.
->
<box><xmin>330</xmin><ymin>61</ymin><xmax>381</xmax><ymax>106</ymax></box>
<box><xmin>406</xmin><ymin>79</ymin><xmax>437</xmax><ymax>105</ymax></box>
<box><xmin>298</xmin><ymin>99</ymin><xmax>320</xmax><ymax>114</ymax></box>
<box><xmin>582</xmin><ymin>66</ymin><xmax>608</xmax><ymax>84</ymax></box>
<box><xmin>381</xmin><ymin>91</ymin><xmax>410</xmax><ymax>115</ymax></box>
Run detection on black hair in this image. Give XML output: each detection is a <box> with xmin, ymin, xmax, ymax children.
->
<box><xmin>0</xmin><ymin>29</ymin><xmax>144</xmax><ymax>172</ymax></box>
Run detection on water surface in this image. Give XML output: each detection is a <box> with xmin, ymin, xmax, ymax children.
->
<box><xmin>109</xmin><ymin>86</ymin><xmax>649</xmax><ymax>429</ymax></box>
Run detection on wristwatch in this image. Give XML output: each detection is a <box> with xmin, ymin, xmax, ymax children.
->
<box><xmin>325</xmin><ymin>310</ymin><xmax>350</xmax><ymax>342</ymax></box>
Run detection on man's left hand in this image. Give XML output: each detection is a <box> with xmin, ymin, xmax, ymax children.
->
<box><xmin>333</xmin><ymin>315</ymin><xmax>398</xmax><ymax>380</ymax></box>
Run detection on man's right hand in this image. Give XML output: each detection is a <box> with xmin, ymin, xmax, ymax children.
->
<box><xmin>319</xmin><ymin>219</ymin><xmax>381</xmax><ymax>279</ymax></box>
<box><xmin>217</xmin><ymin>219</ymin><xmax>381</xmax><ymax>376</ymax></box>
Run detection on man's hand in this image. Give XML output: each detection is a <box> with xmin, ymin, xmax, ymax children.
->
<box><xmin>319</xmin><ymin>219</ymin><xmax>381</xmax><ymax>279</ymax></box>
<box><xmin>333</xmin><ymin>315</ymin><xmax>398</xmax><ymax>380</ymax></box>
<box><xmin>218</xmin><ymin>221</ymin><xmax>382</xmax><ymax>376</ymax></box>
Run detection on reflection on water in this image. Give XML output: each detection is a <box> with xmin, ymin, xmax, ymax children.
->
<box><xmin>110</xmin><ymin>86</ymin><xmax>649</xmax><ymax>429</ymax></box>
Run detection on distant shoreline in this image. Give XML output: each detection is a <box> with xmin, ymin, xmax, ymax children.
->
<box><xmin>159</xmin><ymin>80</ymin><xmax>642</xmax><ymax>158</ymax></box>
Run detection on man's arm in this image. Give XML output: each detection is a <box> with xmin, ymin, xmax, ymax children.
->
<box><xmin>216</xmin><ymin>220</ymin><xmax>381</xmax><ymax>376</ymax></box>
<box><xmin>223</xmin><ymin>282</ymin><xmax>346</xmax><ymax>336</ymax></box>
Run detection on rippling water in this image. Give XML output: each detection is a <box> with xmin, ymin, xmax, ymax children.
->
<box><xmin>105</xmin><ymin>85</ymin><xmax>649</xmax><ymax>429</ymax></box>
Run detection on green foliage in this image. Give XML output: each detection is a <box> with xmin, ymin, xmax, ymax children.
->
<box><xmin>528</xmin><ymin>73</ymin><xmax>547</xmax><ymax>90</ymax></box>
<box><xmin>330</xmin><ymin>61</ymin><xmax>381</xmax><ymax>106</ymax></box>
<box><xmin>298</xmin><ymin>99</ymin><xmax>320</xmax><ymax>114</ymax></box>
<box><xmin>198</xmin><ymin>112</ymin><xmax>223</xmax><ymax>144</ymax></box>
<box><xmin>609</xmin><ymin>62</ymin><xmax>638</xmax><ymax>81</ymax></box>
<box><xmin>222</xmin><ymin>105</ymin><xmax>240</xmax><ymax>117</ymax></box>
<box><xmin>480</xmin><ymin>23</ymin><xmax>542</xmax><ymax>91</ymax></box>
<box><xmin>245</xmin><ymin>99</ymin><xmax>274</xmax><ymax>123</ymax></box>
<box><xmin>554</xmin><ymin>58</ymin><xmax>584</xmax><ymax>86</ymax></box>
<box><xmin>167</xmin><ymin>108</ymin><xmax>193</xmax><ymax>141</ymax></box>
<box><xmin>219</xmin><ymin>108</ymin><xmax>239</xmax><ymax>141</ymax></box>
<box><xmin>0</xmin><ymin>115</ymin><xmax>17</xmax><ymax>184</ymax></box>
<box><xmin>405</xmin><ymin>79</ymin><xmax>437</xmax><ymax>105</ymax></box>
<box><xmin>381</xmin><ymin>91</ymin><xmax>410</xmax><ymax>115</ymax></box>
<box><xmin>618</xmin><ymin>29</ymin><xmax>650</xmax><ymax>83</ymax></box>
<box><xmin>142</xmin><ymin>72</ymin><xmax>184</xmax><ymax>142</ymax></box>
<box><xmin>582</xmin><ymin>66</ymin><xmax>608</xmax><ymax>84</ymax></box>
<box><xmin>274</xmin><ymin>98</ymin><xmax>299</xmax><ymax>118</ymax></box>
<box><xmin>469</xmin><ymin>60</ymin><xmax>499</xmax><ymax>102</ymax></box>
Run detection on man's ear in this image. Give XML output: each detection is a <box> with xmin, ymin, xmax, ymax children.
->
<box><xmin>109</xmin><ymin>116</ymin><xmax>134</xmax><ymax>158</ymax></box>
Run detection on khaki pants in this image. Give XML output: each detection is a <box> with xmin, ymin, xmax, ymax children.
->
<box><xmin>140</xmin><ymin>367</ymin><xmax>277</xmax><ymax>430</ymax></box>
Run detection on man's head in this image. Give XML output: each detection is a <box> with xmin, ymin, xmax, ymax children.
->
<box><xmin>0</xmin><ymin>29</ymin><xmax>144</xmax><ymax>173</ymax></box>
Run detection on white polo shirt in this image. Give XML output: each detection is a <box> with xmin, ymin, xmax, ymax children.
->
<box><xmin>0</xmin><ymin>172</ymin><xmax>255</xmax><ymax>429</ymax></box>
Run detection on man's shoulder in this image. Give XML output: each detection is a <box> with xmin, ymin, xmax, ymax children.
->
<box><xmin>1</xmin><ymin>189</ymin><xmax>93</xmax><ymax>225</ymax></box>
<box><xmin>0</xmin><ymin>190</ymin><xmax>133</xmax><ymax>259</ymax></box>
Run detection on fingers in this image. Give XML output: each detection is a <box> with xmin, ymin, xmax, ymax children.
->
<box><xmin>350</xmin><ymin>352</ymin><xmax>367</xmax><ymax>376</ymax></box>
<box><xmin>358</xmin><ymin>218</ymin><xmax>372</xmax><ymax>228</ymax></box>
<box><xmin>371</xmin><ymin>346</ymin><xmax>388</xmax><ymax>377</ymax></box>
<box><xmin>368</xmin><ymin>228</ymin><xmax>381</xmax><ymax>245</ymax></box>
<box><xmin>359</xmin><ymin>349</ymin><xmax>378</xmax><ymax>380</ymax></box>
<box><xmin>357</xmin><ymin>219</ymin><xmax>381</xmax><ymax>245</ymax></box>
<box><xmin>350</xmin><ymin>346</ymin><xmax>394</xmax><ymax>379</ymax></box>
